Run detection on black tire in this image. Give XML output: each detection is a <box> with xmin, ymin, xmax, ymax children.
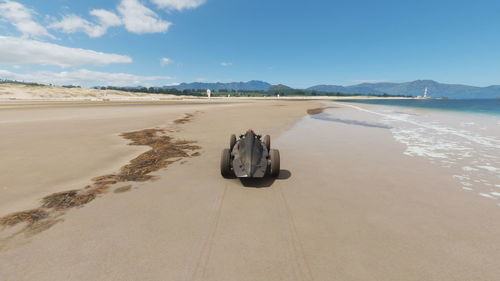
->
<box><xmin>263</xmin><ymin>135</ymin><xmax>271</xmax><ymax>151</ymax></box>
<box><xmin>220</xmin><ymin>149</ymin><xmax>233</xmax><ymax>178</ymax></box>
<box><xmin>269</xmin><ymin>149</ymin><xmax>280</xmax><ymax>177</ymax></box>
<box><xmin>229</xmin><ymin>134</ymin><xmax>237</xmax><ymax>150</ymax></box>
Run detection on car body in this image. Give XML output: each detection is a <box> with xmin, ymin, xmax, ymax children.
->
<box><xmin>220</xmin><ymin>130</ymin><xmax>280</xmax><ymax>178</ymax></box>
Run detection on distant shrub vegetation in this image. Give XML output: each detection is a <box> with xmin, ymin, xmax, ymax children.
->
<box><xmin>96</xmin><ymin>86</ymin><xmax>411</xmax><ymax>98</ymax></box>
<box><xmin>0</xmin><ymin>79</ymin><xmax>46</xmax><ymax>87</ymax></box>
<box><xmin>0</xmin><ymin>79</ymin><xmax>410</xmax><ymax>97</ymax></box>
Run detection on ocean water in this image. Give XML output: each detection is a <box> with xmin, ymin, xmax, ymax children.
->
<box><xmin>337</xmin><ymin>99</ymin><xmax>500</xmax><ymax>116</ymax></box>
<box><xmin>329</xmin><ymin>101</ymin><xmax>500</xmax><ymax>206</ymax></box>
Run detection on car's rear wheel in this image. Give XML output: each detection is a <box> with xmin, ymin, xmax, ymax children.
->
<box><xmin>269</xmin><ymin>149</ymin><xmax>280</xmax><ymax>177</ymax></box>
<box><xmin>220</xmin><ymin>148</ymin><xmax>233</xmax><ymax>178</ymax></box>
<box><xmin>229</xmin><ymin>134</ymin><xmax>237</xmax><ymax>151</ymax></box>
<box><xmin>263</xmin><ymin>135</ymin><xmax>271</xmax><ymax>151</ymax></box>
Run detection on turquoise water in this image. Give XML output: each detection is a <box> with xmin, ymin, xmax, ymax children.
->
<box><xmin>337</xmin><ymin>99</ymin><xmax>500</xmax><ymax>116</ymax></box>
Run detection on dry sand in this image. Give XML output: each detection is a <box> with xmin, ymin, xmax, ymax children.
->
<box><xmin>0</xmin><ymin>83</ymin><xmax>177</xmax><ymax>101</ymax></box>
<box><xmin>1</xmin><ymin>100</ymin><xmax>499</xmax><ymax>281</ymax></box>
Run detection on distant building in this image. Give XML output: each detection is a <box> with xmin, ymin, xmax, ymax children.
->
<box><xmin>417</xmin><ymin>87</ymin><xmax>431</xmax><ymax>99</ymax></box>
<box><xmin>207</xmin><ymin>89</ymin><xmax>211</xmax><ymax>99</ymax></box>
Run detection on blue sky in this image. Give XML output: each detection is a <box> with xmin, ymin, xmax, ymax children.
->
<box><xmin>0</xmin><ymin>0</ymin><xmax>499</xmax><ymax>87</ymax></box>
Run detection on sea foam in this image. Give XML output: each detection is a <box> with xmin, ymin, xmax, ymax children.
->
<box><xmin>335</xmin><ymin>102</ymin><xmax>500</xmax><ymax>206</ymax></box>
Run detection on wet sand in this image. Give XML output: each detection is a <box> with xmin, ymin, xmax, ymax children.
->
<box><xmin>1</xmin><ymin>100</ymin><xmax>500</xmax><ymax>281</ymax></box>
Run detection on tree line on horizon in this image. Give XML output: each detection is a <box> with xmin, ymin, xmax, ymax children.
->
<box><xmin>96</xmin><ymin>85</ymin><xmax>412</xmax><ymax>98</ymax></box>
<box><xmin>0</xmin><ymin>79</ymin><xmax>411</xmax><ymax>97</ymax></box>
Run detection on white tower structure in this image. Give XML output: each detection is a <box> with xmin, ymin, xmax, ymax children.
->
<box><xmin>423</xmin><ymin>87</ymin><xmax>428</xmax><ymax>98</ymax></box>
<box><xmin>207</xmin><ymin>89</ymin><xmax>211</xmax><ymax>99</ymax></box>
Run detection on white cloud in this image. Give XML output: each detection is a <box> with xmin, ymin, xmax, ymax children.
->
<box><xmin>118</xmin><ymin>0</ymin><xmax>171</xmax><ymax>34</ymax></box>
<box><xmin>50</xmin><ymin>10</ymin><xmax>122</xmax><ymax>38</ymax></box>
<box><xmin>90</xmin><ymin>9</ymin><xmax>122</xmax><ymax>27</ymax></box>
<box><xmin>0</xmin><ymin>36</ymin><xmax>132</xmax><ymax>67</ymax></box>
<box><xmin>220</xmin><ymin>62</ymin><xmax>232</xmax><ymax>67</ymax></box>
<box><xmin>2</xmin><ymin>0</ymin><xmax>204</xmax><ymax>39</ymax></box>
<box><xmin>160</xmin><ymin>57</ymin><xmax>172</xmax><ymax>65</ymax></box>
<box><xmin>0</xmin><ymin>0</ymin><xmax>54</xmax><ymax>39</ymax></box>
<box><xmin>0</xmin><ymin>69</ymin><xmax>172</xmax><ymax>86</ymax></box>
<box><xmin>151</xmin><ymin>0</ymin><xmax>206</xmax><ymax>10</ymax></box>
<box><xmin>50</xmin><ymin>14</ymin><xmax>105</xmax><ymax>38</ymax></box>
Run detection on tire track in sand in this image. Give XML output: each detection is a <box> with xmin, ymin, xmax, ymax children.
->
<box><xmin>276</xmin><ymin>184</ymin><xmax>315</xmax><ymax>281</ymax></box>
<box><xmin>188</xmin><ymin>182</ymin><xmax>228</xmax><ymax>281</ymax></box>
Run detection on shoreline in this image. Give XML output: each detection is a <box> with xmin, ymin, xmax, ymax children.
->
<box><xmin>329</xmin><ymin>101</ymin><xmax>500</xmax><ymax>205</ymax></box>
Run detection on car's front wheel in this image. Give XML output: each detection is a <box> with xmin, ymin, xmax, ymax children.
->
<box><xmin>220</xmin><ymin>148</ymin><xmax>233</xmax><ymax>178</ymax></box>
<box><xmin>269</xmin><ymin>149</ymin><xmax>280</xmax><ymax>177</ymax></box>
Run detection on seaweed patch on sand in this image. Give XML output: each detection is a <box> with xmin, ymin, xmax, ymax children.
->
<box><xmin>42</xmin><ymin>190</ymin><xmax>97</xmax><ymax>210</ymax></box>
<box><xmin>307</xmin><ymin>107</ymin><xmax>334</xmax><ymax>115</ymax></box>
<box><xmin>0</xmin><ymin>209</ymin><xmax>48</xmax><ymax>227</ymax></box>
<box><xmin>0</xmin><ymin>113</ymin><xmax>201</xmax><ymax>249</ymax></box>
<box><xmin>173</xmin><ymin>111</ymin><xmax>202</xmax><ymax>124</ymax></box>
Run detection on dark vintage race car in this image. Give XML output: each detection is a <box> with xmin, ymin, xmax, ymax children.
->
<box><xmin>220</xmin><ymin>130</ymin><xmax>280</xmax><ymax>178</ymax></box>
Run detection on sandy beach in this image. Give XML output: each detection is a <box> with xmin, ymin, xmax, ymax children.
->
<box><xmin>1</xmin><ymin>99</ymin><xmax>499</xmax><ymax>281</ymax></box>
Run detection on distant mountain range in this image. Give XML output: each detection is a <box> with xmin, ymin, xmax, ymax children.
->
<box><xmin>163</xmin><ymin>80</ymin><xmax>271</xmax><ymax>91</ymax></box>
<box><xmin>307</xmin><ymin>80</ymin><xmax>500</xmax><ymax>99</ymax></box>
<box><xmin>162</xmin><ymin>80</ymin><xmax>500</xmax><ymax>99</ymax></box>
